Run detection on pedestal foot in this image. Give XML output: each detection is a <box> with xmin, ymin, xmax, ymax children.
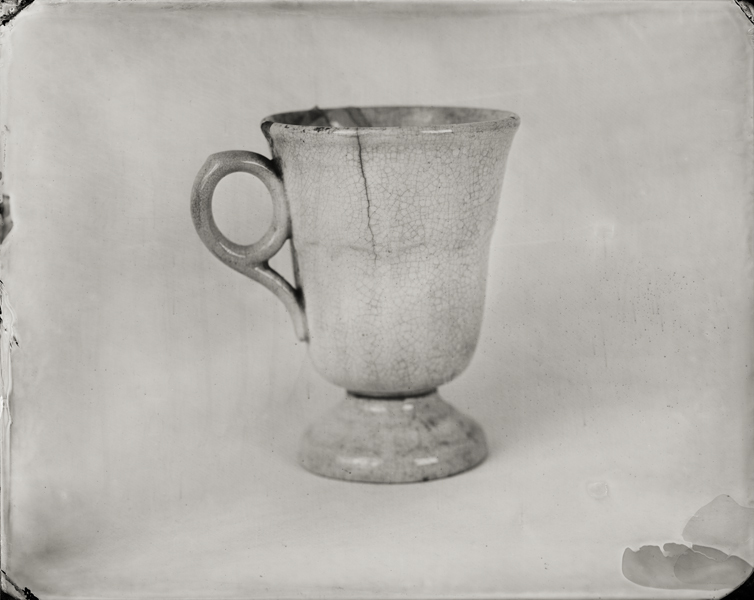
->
<box><xmin>298</xmin><ymin>390</ymin><xmax>487</xmax><ymax>483</ymax></box>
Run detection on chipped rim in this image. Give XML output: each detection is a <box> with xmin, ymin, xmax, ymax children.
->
<box><xmin>262</xmin><ymin>105</ymin><xmax>520</xmax><ymax>137</ymax></box>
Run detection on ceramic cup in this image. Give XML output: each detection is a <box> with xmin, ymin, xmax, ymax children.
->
<box><xmin>191</xmin><ymin>106</ymin><xmax>519</xmax><ymax>482</ymax></box>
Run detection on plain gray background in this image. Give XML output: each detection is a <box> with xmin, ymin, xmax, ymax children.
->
<box><xmin>1</xmin><ymin>0</ymin><xmax>752</xmax><ymax>597</ymax></box>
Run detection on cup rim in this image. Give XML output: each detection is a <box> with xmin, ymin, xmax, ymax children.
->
<box><xmin>261</xmin><ymin>105</ymin><xmax>520</xmax><ymax>135</ymax></box>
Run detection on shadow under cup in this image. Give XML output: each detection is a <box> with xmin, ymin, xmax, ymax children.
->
<box><xmin>192</xmin><ymin>105</ymin><xmax>519</xmax><ymax>482</ymax></box>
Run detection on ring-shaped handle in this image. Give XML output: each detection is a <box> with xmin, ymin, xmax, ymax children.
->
<box><xmin>191</xmin><ymin>150</ymin><xmax>308</xmax><ymax>341</ymax></box>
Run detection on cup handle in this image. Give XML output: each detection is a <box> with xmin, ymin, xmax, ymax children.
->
<box><xmin>191</xmin><ymin>150</ymin><xmax>308</xmax><ymax>341</ymax></box>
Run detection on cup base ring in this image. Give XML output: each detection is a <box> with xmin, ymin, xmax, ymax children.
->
<box><xmin>298</xmin><ymin>390</ymin><xmax>488</xmax><ymax>483</ymax></box>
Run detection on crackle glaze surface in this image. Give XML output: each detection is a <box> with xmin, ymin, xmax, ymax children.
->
<box><xmin>265</xmin><ymin>107</ymin><xmax>519</xmax><ymax>395</ymax></box>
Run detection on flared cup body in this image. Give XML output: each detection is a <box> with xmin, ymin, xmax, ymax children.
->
<box><xmin>263</xmin><ymin>106</ymin><xmax>519</xmax><ymax>396</ymax></box>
